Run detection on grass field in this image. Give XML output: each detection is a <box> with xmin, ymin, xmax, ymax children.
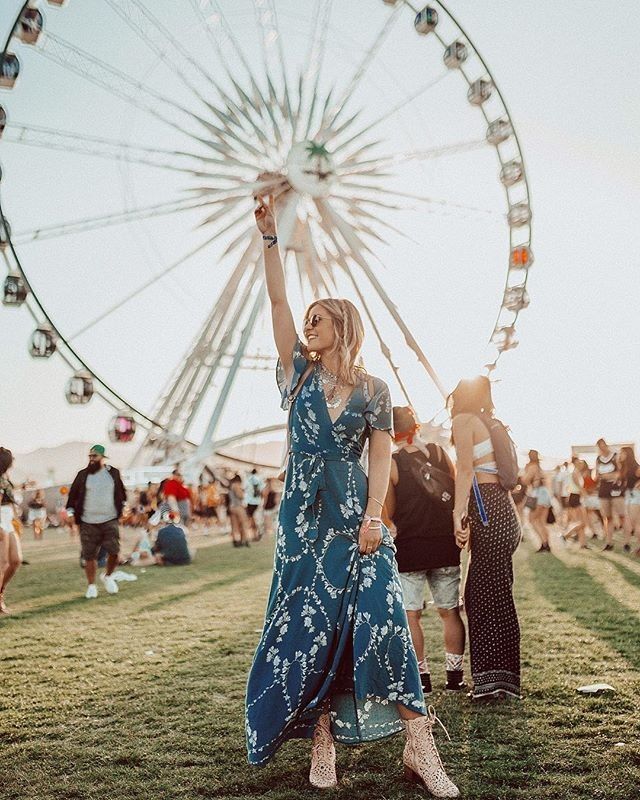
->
<box><xmin>1</xmin><ymin>526</ymin><xmax>639</xmax><ymax>800</ymax></box>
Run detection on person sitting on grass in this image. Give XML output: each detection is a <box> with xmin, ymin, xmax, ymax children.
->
<box><xmin>152</xmin><ymin>511</ymin><xmax>192</xmax><ymax>566</ymax></box>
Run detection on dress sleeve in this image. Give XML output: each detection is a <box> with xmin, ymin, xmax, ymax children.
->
<box><xmin>364</xmin><ymin>376</ymin><xmax>393</xmax><ymax>434</ymax></box>
<box><xmin>276</xmin><ymin>336</ymin><xmax>310</xmax><ymax>410</ymax></box>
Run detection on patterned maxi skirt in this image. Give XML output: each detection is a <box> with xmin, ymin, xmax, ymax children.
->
<box><xmin>466</xmin><ymin>484</ymin><xmax>522</xmax><ymax>698</ymax></box>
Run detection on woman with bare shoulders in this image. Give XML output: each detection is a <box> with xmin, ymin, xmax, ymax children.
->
<box><xmin>244</xmin><ymin>184</ymin><xmax>458</xmax><ymax>797</ymax></box>
<box><xmin>450</xmin><ymin>377</ymin><xmax>521</xmax><ymax>701</ymax></box>
<box><xmin>0</xmin><ymin>447</ymin><xmax>23</xmax><ymax>614</ymax></box>
<box><xmin>619</xmin><ymin>447</ymin><xmax>640</xmax><ymax>554</ymax></box>
<box><xmin>522</xmin><ymin>450</ymin><xmax>552</xmax><ymax>552</ymax></box>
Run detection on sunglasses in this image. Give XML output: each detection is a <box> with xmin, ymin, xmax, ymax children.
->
<box><xmin>303</xmin><ymin>314</ymin><xmax>330</xmax><ymax>328</ymax></box>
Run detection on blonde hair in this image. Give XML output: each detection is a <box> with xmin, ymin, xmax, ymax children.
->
<box><xmin>303</xmin><ymin>298</ymin><xmax>365</xmax><ymax>386</ymax></box>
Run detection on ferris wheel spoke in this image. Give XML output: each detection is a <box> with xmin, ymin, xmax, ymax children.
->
<box><xmin>338</xmin><ymin>184</ymin><xmax>500</xmax><ymax>219</ymax></box>
<box><xmin>192</xmin><ymin>112</ymin><xmax>267</xmax><ymax>160</ymax></box>
<box><xmin>219</xmin><ymin>224</ymin><xmax>258</xmax><ymax>260</ymax></box>
<box><xmin>3</xmin><ymin>122</ymin><xmax>202</xmax><ymax>161</ymax></box>
<box><xmin>35</xmin><ymin>32</ymin><xmax>199</xmax><ymax>138</ymax></box>
<box><xmin>304</xmin><ymin>221</ymin><xmax>337</xmax><ymax>296</ymax></box>
<box><xmin>298</xmin><ymin>0</ymin><xmax>333</xmax><ymax>140</ymax></box>
<box><xmin>195</xmin><ymin>198</ymin><xmax>249</xmax><ymax>228</ymax></box>
<box><xmin>339</xmin><ymin>199</ymin><xmax>420</xmax><ymax>245</ymax></box>
<box><xmin>102</xmin><ymin>0</ymin><xmax>216</xmax><ymax>104</ymax></box>
<box><xmin>316</xmin><ymin>199</ymin><xmax>447</xmax><ymax>398</ymax></box>
<box><xmin>67</xmin><ymin>230</ymin><xmax>224</xmax><ymax>342</ymax></box>
<box><xmin>4</xmin><ymin>121</ymin><xmax>261</xmax><ymax>175</ymax></box>
<box><xmin>252</xmin><ymin>2</ymin><xmax>285</xmax><ymax>124</ymax></box>
<box><xmin>12</xmin><ymin>199</ymin><xmax>208</xmax><ymax>245</ymax></box>
<box><xmin>104</xmin><ymin>0</ymin><xmax>209</xmax><ymax>100</ymax></box>
<box><xmin>311</xmin><ymin>212</ymin><xmax>411</xmax><ymax>401</ymax></box>
<box><xmin>266</xmin><ymin>0</ymin><xmax>295</xmax><ymax>127</ymax></box>
<box><xmin>185</xmin><ymin>0</ymin><xmax>279</xmax><ymax>145</ymax></box>
<box><xmin>336</xmin><ymin>245</ymin><xmax>412</xmax><ymax>404</ymax></box>
<box><xmin>196</xmin><ymin>205</ymin><xmax>250</xmax><ymax>240</ymax></box>
<box><xmin>329</xmin><ymin>70</ymin><xmax>450</xmax><ymax>156</ymax></box>
<box><xmin>201</xmin><ymin>0</ymin><xmax>275</xmax><ymax>117</ymax></box>
<box><xmin>202</xmin><ymin>88</ymin><xmax>275</xmax><ymax>155</ymax></box>
<box><xmin>340</xmin><ymin>139</ymin><xmax>487</xmax><ymax>171</ymax></box>
<box><xmin>318</xmin><ymin>3</ymin><xmax>403</xmax><ymax>138</ymax></box>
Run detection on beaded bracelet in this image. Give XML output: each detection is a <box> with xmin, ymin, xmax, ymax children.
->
<box><xmin>262</xmin><ymin>234</ymin><xmax>278</xmax><ymax>249</ymax></box>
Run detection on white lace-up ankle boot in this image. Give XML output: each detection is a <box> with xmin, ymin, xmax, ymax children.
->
<box><xmin>403</xmin><ymin>707</ymin><xmax>459</xmax><ymax>798</ymax></box>
<box><xmin>309</xmin><ymin>712</ymin><xmax>337</xmax><ymax>789</ymax></box>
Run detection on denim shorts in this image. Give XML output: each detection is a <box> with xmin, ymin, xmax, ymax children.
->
<box><xmin>399</xmin><ymin>566</ymin><xmax>461</xmax><ymax>611</ymax></box>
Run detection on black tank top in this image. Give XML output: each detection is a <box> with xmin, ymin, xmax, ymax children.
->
<box><xmin>392</xmin><ymin>446</ymin><xmax>460</xmax><ymax>572</ymax></box>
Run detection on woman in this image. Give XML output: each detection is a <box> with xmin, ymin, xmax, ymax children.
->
<box><xmin>450</xmin><ymin>377</ymin><xmax>521</xmax><ymax>700</ymax></box>
<box><xmin>522</xmin><ymin>450</ymin><xmax>552</xmax><ymax>552</ymax></box>
<box><xmin>563</xmin><ymin>458</ymin><xmax>588</xmax><ymax>548</ymax></box>
<box><xmin>27</xmin><ymin>488</ymin><xmax>47</xmax><ymax>540</ymax></box>
<box><xmin>228</xmin><ymin>474</ymin><xmax>250</xmax><ymax>548</ymax></box>
<box><xmin>261</xmin><ymin>477</ymin><xmax>279</xmax><ymax>537</ymax></box>
<box><xmin>618</xmin><ymin>447</ymin><xmax>640</xmax><ymax>555</ymax></box>
<box><xmin>245</xmin><ymin>190</ymin><xmax>458</xmax><ymax>797</ymax></box>
<box><xmin>0</xmin><ymin>447</ymin><xmax>23</xmax><ymax>614</ymax></box>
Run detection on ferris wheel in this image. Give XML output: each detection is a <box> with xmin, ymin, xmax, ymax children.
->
<box><xmin>0</xmin><ymin>0</ymin><xmax>532</xmax><ymax>471</ymax></box>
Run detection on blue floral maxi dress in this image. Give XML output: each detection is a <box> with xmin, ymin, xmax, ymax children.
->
<box><xmin>245</xmin><ymin>340</ymin><xmax>426</xmax><ymax>766</ymax></box>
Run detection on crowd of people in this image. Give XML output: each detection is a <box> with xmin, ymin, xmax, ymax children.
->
<box><xmin>0</xmin><ymin>444</ymin><xmax>282</xmax><ymax>609</ymax></box>
<box><xmin>513</xmin><ymin>439</ymin><xmax>640</xmax><ymax>555</ymax></box>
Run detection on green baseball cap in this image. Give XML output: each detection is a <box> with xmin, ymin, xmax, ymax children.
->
<box><xmin>88</xmin><ymin>444</ymin><xmax>108</xmax><ymax>458</ymax></box>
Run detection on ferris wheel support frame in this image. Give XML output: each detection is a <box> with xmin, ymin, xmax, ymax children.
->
<box><xmin>184</xmin><ymin>281</ymin><xmax>267</xmax><ymax>480</ymax></box>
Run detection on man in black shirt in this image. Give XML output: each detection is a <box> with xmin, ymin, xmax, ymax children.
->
<box><xmin>384</xmin><ymin>407</ymin><xmax>466</xmax><ymax>693</ymax></box>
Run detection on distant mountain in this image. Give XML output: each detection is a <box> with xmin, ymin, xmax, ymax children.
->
<box><xmin>12</xmin><ymin>441</ymin><xmax>137</xmax><ymax>486</ymax></box>
<box><xmin>12</xmin><ymin>438</ymin><xmax>285</xmax><ymax>487</ymax></box>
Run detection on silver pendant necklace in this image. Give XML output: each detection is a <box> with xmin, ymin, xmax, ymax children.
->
<box><xmin>318</xmin><ymin>363</ymin><xmax>344</xmax><ymax>409</ymax></box>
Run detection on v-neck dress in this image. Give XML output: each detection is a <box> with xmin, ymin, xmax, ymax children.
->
<box><xmin>245</xmin><ymin>338</ymin><xmax>426</xmax><ymax>766</ymax></box>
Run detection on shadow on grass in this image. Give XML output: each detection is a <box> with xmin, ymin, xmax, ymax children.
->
<box><xmin>137</xmin><ymin>567</ymin><xmax>267</xmax><ymax>612</ymax></box>
<box><xmin>6</xmin><ymin>542</ymin><xmax>274</xmax><ymax>624</ymax></box>
<box><xmin>610</xmin><ymin>559</ymin><xmax>640</xmax><ymax>592</ymax></box>
<box><xmin>530</xmin><ymin>552</ymin><xmax>640</xmax><ymax>670</ymax></box>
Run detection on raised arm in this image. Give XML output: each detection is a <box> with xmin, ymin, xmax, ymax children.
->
<box><xmin>254</xmin><ymin>181</ymin><xmax>297</xmax><ymax>378</ymax></box>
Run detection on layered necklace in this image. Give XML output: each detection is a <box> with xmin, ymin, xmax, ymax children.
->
<box><xmin>317</xmin><ymin>362</ymin><xmax>345</xmax><ymax>409</ymax></box>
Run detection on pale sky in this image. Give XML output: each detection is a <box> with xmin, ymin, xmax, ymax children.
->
<box><xmin>1</xmin><ymin>0</ymin><xmax>639</xmax><ymax>464</ymax></box>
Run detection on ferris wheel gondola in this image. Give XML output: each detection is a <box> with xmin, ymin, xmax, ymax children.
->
<box><xmin>1</xmin><ymin>0</ymin><xmax>532</xmax><ymax>468</ymax></box>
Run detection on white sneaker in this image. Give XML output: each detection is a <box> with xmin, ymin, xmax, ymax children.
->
<box><xmin>112</xmin><ymin>570</ymin><xmax>138</xmax><ymax>582</ymax></box>
<box><xmin>85</xmin><ymin>584</ymin><xmax>98</xmax><ymax>599</ymax></box>
<box><xmin>100</xmin><ymin>572</ymin><xmax>119</xmax><ymax>594</ymax></box>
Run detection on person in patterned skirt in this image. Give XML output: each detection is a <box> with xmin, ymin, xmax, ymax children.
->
<box><xmin>245</xmin><ymin>184</ymin><xmax>459</xmax><ymax>797</ymax></box>
<box><xmin>449</xmin><ymin>376</ymin><xmax>522</xmax><ymax>701</ymax></box>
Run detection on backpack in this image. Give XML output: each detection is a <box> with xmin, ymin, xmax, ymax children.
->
<box><xmin>403</xmin><ymin>442</ymin><xmax>455</xmax><ymax>512</ymax></box>
<box><xmin>476</xmin><ymin>414</ymin><xmax>519</xmax><ymax>491</ymax></box>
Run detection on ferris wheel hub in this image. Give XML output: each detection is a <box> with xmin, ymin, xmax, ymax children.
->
<box><xmin>286</xmin><ymin>141</ymin><xmax>336</xmax><ymax>198</ymax></box>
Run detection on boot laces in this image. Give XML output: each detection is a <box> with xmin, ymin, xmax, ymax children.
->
<box><xmin>427</xmin><ymin>705</ymin><xmax>452</xmax><ymax>742</ymax></box>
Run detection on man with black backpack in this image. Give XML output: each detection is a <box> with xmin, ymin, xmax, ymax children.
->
<box><xmin>384</xmin><ymin>407</ymin><xmax>466</xmax><ymax>693</ymax></box>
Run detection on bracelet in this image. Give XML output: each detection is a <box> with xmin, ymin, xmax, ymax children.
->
<box><xmin>367</xmin><ymin>496</ymin><xmax>384</xmax><ymax>508</ymax></box>
<box><xmin>262</xmin><ymin>234</ymin><xmax>278</xmax><ymax>249</ymax></box>
<box><xmin>363</xmin><ymin>515</ymin><xmax>383</xmax><ymax>524</ymax></box>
